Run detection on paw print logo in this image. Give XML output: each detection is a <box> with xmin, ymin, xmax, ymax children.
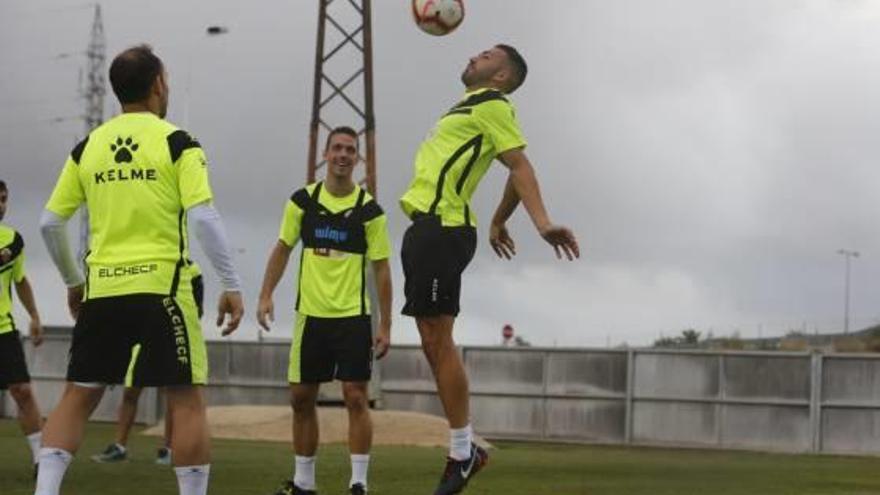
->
<box><xmin>110</xmin><ymin>136</ymin><xmax>139</xmax><ymax>164</ymax></box>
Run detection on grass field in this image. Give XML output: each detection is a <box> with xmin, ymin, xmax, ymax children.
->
<box><xmin>3</xmin><ymin>419</ymin><xmax>880</xmax><ymax>494</ymax></box>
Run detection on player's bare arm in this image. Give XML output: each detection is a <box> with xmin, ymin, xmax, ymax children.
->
<box><xmin>256</xmin><ymin>240</ymin><xmax>293</xmax><ymax>332</ymax></box>
<box><xmin>371</xmin><ymin>258</ymin><xmax>392</xmax><ymax>359</ymax></box>
<box><xmin>66</xmin><ymin>285</ymin><xmax>84</xmax><ymax>320</ymax></box>
<box><xmin>14</xmin><ymin>277</ymin><xmax>44</xmax><ymax>346</ymax></box>
<box><xmin>497</xmin><ymin>148</ymin><xmax>580</xmax><ymax>261</ymax></box>
<box><xmin>489</xmin><ymin>175</ymin><xmax>519</xmax><ymax>260</ymax></box>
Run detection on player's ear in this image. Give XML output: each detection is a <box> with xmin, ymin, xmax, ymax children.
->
<box><xmin>493</xmin><ymin>68</ymin><xmax>510</xmax><ymax>91</ymax></box>
<box><xmin>153</xmin><ymin>70</ymin><xmax>167</xmax><ymax>98</ymax></box>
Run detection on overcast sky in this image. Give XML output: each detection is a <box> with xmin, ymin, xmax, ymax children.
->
<box><xmin>3</xmin><ymin>0</ymin><xmax>880</xmax><ymax>347</ymax></box>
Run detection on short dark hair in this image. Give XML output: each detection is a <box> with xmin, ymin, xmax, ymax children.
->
<box><xmin>0</xmin><ymin>180</ymin><xmax>6</xmax><ymax>192</ymax></box>
<box><xmin>109</xmin><ymin>44</ymin><xmax>164</xmax><ymax>104</ymax></box>
<box><xmin>496</xmin><ymin>44</ymin><xmax>528</xmax><ymax>94</ymax></box>
<box><xmin>324</xmin><ymin>126</ymin><xmax>359</xmax><ymax>152</ymax></box>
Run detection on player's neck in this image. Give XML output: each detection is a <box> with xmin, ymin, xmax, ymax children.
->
<box><xmin>323</xmin><ymin>176</ymin><xmax>356</xmax><ymax>198</ymax></box>
<box><xmin>122</xmin><ymin>98</ymin><xmax>161</xmax><ymax>117</ymax></box>
<box><xmin>465</xmin><ymin>83</ymin><xmax>502</xmax><ymax>93</ymax></box>
<box><xmin>121</xmin><ymin>102</ymin><xmax>160</xmax><ymax>116</ymax></box>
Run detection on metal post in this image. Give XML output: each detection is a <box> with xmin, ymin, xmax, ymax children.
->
<box><xmin>541</xmin><ymin>351</ymin><xmax>551</xmax><ymax>441</ymax></box>
<box><xmin>844</xmin><ymin>255</ymin><xmax>851</xmax><ymax>334</ymax></box>
<box><xmin>837</xmin><ymin>249</ymin><xmax>859</xmax><ymax>334</ymax></box>
<box><xmin>307</xmin><ymin>0</ymin><xmax>328</xmax><ymax>184</ymax></box>
<box><xmin>809</xmin><ymin>351</ymin><xmax>823</xmax><ymax>453</ymax></box>
<box><xmin>624</xmin><ymin>349</ymin><xmax>635</xmax><ymax>444</ymax></box>
<box><xmin>716</xmin><ymin>353</ymin><xmax>726</xmax><ymax>447</ymax></box>
<box><xmin>362</xmin><ymin>0</ymin><xmax>377</xmax><ymax>195</ymax></box>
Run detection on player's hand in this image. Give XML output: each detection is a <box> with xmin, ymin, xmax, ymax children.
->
<box><xmin>29</xmin><ymin>317</ymin><xmax>44</xmax><ymax>347</ymax></box>
<box><xmin>374</xmin><ymin>321</ymin><xmax>391</xmax><ymax>360</ymax></box>
<box><xmin>67</xmin><ymin>284</ymin><xmax>84</xmax><ymax>320</ymax></box>
<box><xmin>216</xmin><ymin>291</ymin><xmax>244</xmax><ymax>336</ymax></box>
<box><xmin>489</xmin><ymin>222</ymin><xmax>516</xmax><ymax>260</ymax></box>
<box><xmin>256</xmin><ymin>296</ymin><xmax>274</xmax><ymax>332</ymax></box>
<box><xmin>538</xmin><ymin>224</ymin><xmax>580</xmax><ymax>261</ymax></box>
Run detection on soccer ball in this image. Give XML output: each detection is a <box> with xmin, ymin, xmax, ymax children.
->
<box><xmin>412</xmin><ymin>0</ymin><xmax>465</xmax><ymax>36</ymax></box>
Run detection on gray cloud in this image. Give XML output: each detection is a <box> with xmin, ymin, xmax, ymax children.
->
<box><xmin>4</xmin><ymin>0</ymin><xmax>880</xmax><ymax>347</ymax></box>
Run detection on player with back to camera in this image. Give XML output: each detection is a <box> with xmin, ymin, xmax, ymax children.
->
<box><xmin>36</xmin><ymin>44</ymin><xmax>244</xmax><ymax>495</ymax></box>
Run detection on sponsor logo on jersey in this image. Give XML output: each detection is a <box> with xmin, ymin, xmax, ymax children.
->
<box><xmin>96</xmin><ymin>263</ymin><xmax>158</xmax><ymax>278</ymax></box>
<box><xmin>314</xmin><ymin>226</ymin><xmax>349</xmax><ymax>243</ymax></box>
<box><xmin>162</xmin><ymin>297</ymin><xmax>190</xmax><ymax>366</ymax></box>
<box><xmin>312</xmin><ymin>247</ymin><xmax>349</xmax><ymax>258</ymax></box>
<box><xmin>94</xmin><ymin>167</ymin><xmax>158</xmax><ymax>184</ymax></box>
<box><xmin>94</xmin><ymin>136</ymin><xmax>158</xmax><ymax>184</ymax></box>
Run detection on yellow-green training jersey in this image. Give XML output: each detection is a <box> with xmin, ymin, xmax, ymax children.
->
<box><xmin>45</xmin><ymin>112</ymin><xmax>212</xmax><ymax>300</ymax></box>
<box><xmin>279</xmin><ymin>182</ymin><xmax>391</xmax><ymax>318</ymax></box>
<box><xmin>400</xmin><ymin>87</ymin><xmax>528</xmax><ymax>227</ymax></box>
<box><xmin>0</xmin><ymin>224</ymin><xmax>25</xmax><ymax>333</ymax></box>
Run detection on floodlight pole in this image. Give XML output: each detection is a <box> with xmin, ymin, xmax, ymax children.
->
<box><xmin>307</xmin><ymin>0</ymin><xmax>376</xmax><ymax>195</ymax></box>
<box><xmin>837</xmin><ymin>249</ymin><xmax>860</xmax><ymax>334</ymax></box>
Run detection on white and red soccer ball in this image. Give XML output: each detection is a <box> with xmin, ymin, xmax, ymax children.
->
<box><xmin>412</xmin><ymin>0</ymin><xmax>465</xmax><ymax>36</ymax></box>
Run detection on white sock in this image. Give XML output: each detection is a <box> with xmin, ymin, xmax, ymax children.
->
<box><xmin>350</xmin><ymin>454</ymin><xmax>370</xmax><ymax>489</ymax></box>
<box><xmin>450</xmin><ymin>424</ymin><xmax>473</xmax><ymax>460</ymax></box>
<box><xmin>293</xmin><ymin>455</ymin><xmax>316</xmax><ymax>490</ymax></box>
<box><xmin>26</xmin><ymin>431</ymin><xmax>42</xmax><ymax>465</ymax></box>
<box><xmin>34</xmin><ymin>447</ymin><xmax>73</xmax><ymax>495</ymax></box>
<box><xmin>114</xmin><ymin>443</ymin><xmax>127</xmax><ymax>454</ymax></box>
<box><xmin>174</xmin><ymin>464</ymin><xmax>210</xmax><ymax>495</ymax></box>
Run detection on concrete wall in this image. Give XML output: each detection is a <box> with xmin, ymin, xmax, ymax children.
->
<box><xmin>381</xmin><ymin>346</ymin><xmax>880</xmax><ymax>455</ymax></box>
<box><xmin>7</xmin><ymin>335</ymin><xmax>880</xmax><ymax>455</ymax></box>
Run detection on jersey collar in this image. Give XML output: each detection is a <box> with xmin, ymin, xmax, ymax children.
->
<box><xmin>462</xmin><ymin>86</ymin><xmax>503</xmax><ymax>99</ymax></box>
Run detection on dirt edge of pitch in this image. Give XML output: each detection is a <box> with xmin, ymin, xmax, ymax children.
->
<box><xmin>142</xmin><ymin>405</ymin><xmax>493</xmax><ymax>449</ymax></box>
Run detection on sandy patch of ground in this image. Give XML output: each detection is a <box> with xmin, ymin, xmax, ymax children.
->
<box><xmin>143</xmin><ymin>406</ymin><xmax>491</xmax><ymax>449</ymax></box>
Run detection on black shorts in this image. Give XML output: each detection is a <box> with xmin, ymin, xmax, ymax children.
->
<box><xmin>288</xmin><ymin>314</ymin><xmax>373</xmax><ymax>384</ymax></box>
<box><xmin>0</xmin><ymin>331</ymin><xmax>30</xmax><ymax>389</ymax></box>
<box><xmin>67</xmin><ymin>275</ymin><xmax>207</xmax><ymax>387</ymax></box>
<box><xmin>401</xmin><ymin>214</ymin><xmax>477</xmax><ymax>317</ymax></box>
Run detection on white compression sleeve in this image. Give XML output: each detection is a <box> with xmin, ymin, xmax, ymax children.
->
<box><xmin>188</xmin><ymin>203</ymin><xmax>242</xmax><ymax>291</ymax></box>
<box><xmin>39</xmin><ymin>209</ymin><xmax>86</xmax><ymax>287</ymax></box>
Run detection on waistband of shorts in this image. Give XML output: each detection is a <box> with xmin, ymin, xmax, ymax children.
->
<box><xmin>409</xmin><ymin>211</ymin><xmax>439</xmax><ymax>222</ymax></box>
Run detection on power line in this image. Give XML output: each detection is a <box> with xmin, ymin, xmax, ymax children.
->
<box><xmin>1</xmin><ymin>2</ymin><xmax>94</xmax><ymax>18</ymax></box>
<box><xmin>0</xmin><ymin>96</ymin><xmax>83</xmax><ymax>109</ymax></box>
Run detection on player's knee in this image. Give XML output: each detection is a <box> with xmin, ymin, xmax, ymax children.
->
<box><xmin>419</xmin><ymin>326</ymin><xmax>441</xmax><ymax>350</ymax></box>
<box><xmin>419</xmin><ymin>331</ymin><xmax>452</xmax><ymax>359</ymax></box>
<box><xmin>7</xmin><ymin>382</ymin><xmax>33</xmax><ymax>403</ymax></box>
<box><xmin>342</xmin><ymin>384</ymin><xmax>368</xmax><ymax>412</ymax></box>
<box><xmin>289</xmin><ymin>392</ymin><xmax>317</xmax><ymax>413</ymax></box>
<box><xmin>420</xmin><ymin>338</ymin><xmax>441</xmax><ymax>364</ymax></box>
<box><xmin>166</xmin><ymin>386</ymin><xmax>206</xmax><ymax>415</ymax></box>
